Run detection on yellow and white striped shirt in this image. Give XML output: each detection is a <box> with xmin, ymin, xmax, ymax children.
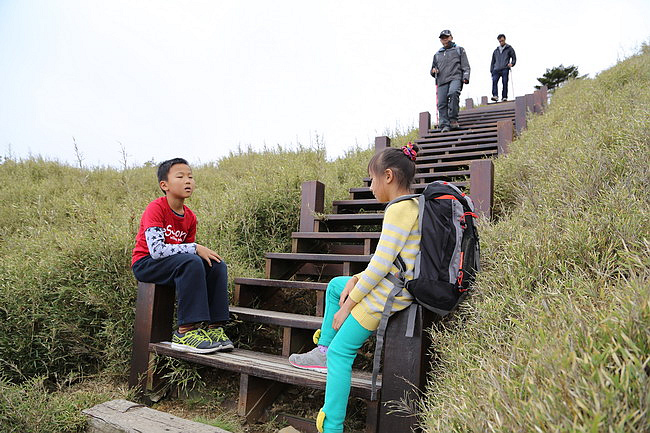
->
<box><xmin>349</xmin><ymin>198</ymin><xmax>420</xmax><ymax>331</ymax></box>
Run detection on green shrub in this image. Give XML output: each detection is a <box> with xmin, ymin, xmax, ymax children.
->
<box><xmin>0</xmin><ymin>143</ymin><xmax>377</xmax><ymax>383</ymax></box>
<box><xmin>0</xmin><ymin>375</ymin><xmax>127</xmax><ymax>433</ymax></box>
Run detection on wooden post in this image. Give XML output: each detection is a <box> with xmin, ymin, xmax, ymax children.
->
<box><xmin>540</xmin><ymin>85</ymin><xmax>548</xmax><ymax>108</ymax></box>
<box><xmin>515</xmin><ymin>96</ymin><xmax>527</xmax><ymax>134</ymax></box>
<box><xmin>469</xmin><ymin>160</ymin><xmax>494</xmax><ymax>219</ymax></box>
<box><xmin>378</xmin><ymin>305</ymin><xmax>434</xmax><ymax>433</ymax></box>
<box><xmin>496</xmin><ymin>120</ymin><xmax>513</xmax><ymax>155</ymax></box>
<box><xmin>129</xmin><ymin>282</ymin><xmax>175</xmax><ymax>394</ymax></box>
<box><xmin>299</xmin><ymin>181</ymin><xmax>325</xmax><ymax>232</ymax></box>
<box><xmin>465</xmin><ymin>98</ymin><xmax>474</xmax><ymax>109</ymax></box>
<box><xmin>238</xmin><ymin>374</ymin><xmax>285</xmax><ymax>422</ymax></box>
<box><xmin>533</xmin><ymin>90</ymin><xmax>543</xmax><ymax>114</ymax></box>
<box><xmin>418</xmin><ymin>112</ymin><xmax>431</xmax><ymax>137</ymax></box>
<box><xmin>375</xmin><ymin>136</ymin><xmax>390</xmax><ymax>153</ymax></box>
<box><xmin>481</xmin><ymin>96</ymin><xmax>488</xmax><ymax>105</ymax></box>
<box><xmin>525</xmin><ymin>93</ymin><xmax>535</xmax><ymax>113</ymax></box>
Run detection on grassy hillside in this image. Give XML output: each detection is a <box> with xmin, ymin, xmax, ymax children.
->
<box><xmin>421</xmin><ymin>46</ymin><xmax>649</xmax><ymax>432</ymax></box>
<box><xmin>1</xmin><ymin>47</ymin><xmax>648</xmax><ymax>432</ymax></box>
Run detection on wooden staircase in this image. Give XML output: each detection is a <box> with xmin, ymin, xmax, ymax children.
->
<box><xmin>129</xmin><ymin>89</ymin><xmax>547</xmax><ymax>432</ymax></box>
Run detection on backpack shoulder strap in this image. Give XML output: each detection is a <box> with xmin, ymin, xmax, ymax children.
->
<box><xmin>386</xmin><ymin>193</ymin><xmax>420</xmax><ymax>209</ymax></box>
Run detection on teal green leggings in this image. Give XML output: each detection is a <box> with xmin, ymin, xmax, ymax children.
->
<box><xmin>318</xmin><ymin>276</ymin><xmax>373</xmax><ymax>433</ymax></box>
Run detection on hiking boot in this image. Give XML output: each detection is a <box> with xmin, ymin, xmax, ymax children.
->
<box><xmin>491</xmin><ymin>96</ymin><xmax>498</xmax><ymax>102</ymax></box>
<box><xmin>450</xmin><ymin>121</ymin><xmax>460</xmax><ymax>130</ymax></box>
<box><xmin>171</xmin><ymin>328</ymin><xmax>219</xmax><ymax>354</ymax></box>
<box><xmin>289</xmin><ymin>346</ymin><xmax>327</xmax><ymax>373</ymax></box>
<box><xmin>440</xmin><ymin>126</ymin><xmax>450</xmax><ymax>133</ymax></box>
<box><xmin>205</xmin><ymin>326</ymin><xmax>234</xmax><ymax>352</ymax></box>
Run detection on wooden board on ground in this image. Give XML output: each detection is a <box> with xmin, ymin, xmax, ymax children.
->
<box><xmin>83</xmin><ymin>399</ymin><xmax>231</xmax><ymax>433</ymax></box>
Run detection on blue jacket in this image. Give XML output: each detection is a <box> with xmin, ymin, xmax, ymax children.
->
<box><xmin>490</xmin><ymin>44</ymin><xmax>516</xmax><ymax>72</ymax></box>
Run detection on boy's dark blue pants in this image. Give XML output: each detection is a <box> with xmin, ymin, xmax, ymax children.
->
<box><xmin>132</xmin><ymin>254</ymin><xmax>229</xmax><ymax>326</ymax></box>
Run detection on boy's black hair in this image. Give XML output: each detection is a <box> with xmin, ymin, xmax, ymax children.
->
<box><xmin>497</xmin><ymin>34</ymin><xmax>506</xmax><ymax>40</ymax></box>
<box><xmin>158</xmin><ymin>157</ymin><xmax>190</xmax><ymax>183</ymax></box>
<box><xmin>367</xmin><ymin>144</ymin><xmax>420</xmax><ymax>190</ymax></box>
<box><xmin>157</xmin><ymin>158</ymin><xmax>190</xmax><ymax>193</ymax></box>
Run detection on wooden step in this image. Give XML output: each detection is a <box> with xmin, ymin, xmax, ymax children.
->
<box><xmin>461</xmin><ymin>100</ymin><xmax>515</xmax><ymax>113</ymax></box>
<box><xmin>233</xmin><ymin>277</ymin><xmax>329</xmax><ymax>314</ymax></box>
<box><xmin>317</xmin><ymin>213</ymin><xmax>384</xmax><ymax>227</ymax></box>
<box><xmin>417</xmin><ymin>136</ymin><xmax>498</xmax><ymax>151</ymax></box>
<box><xmin>235</xmin><ymin>277</ymin><xmax>327</xmax><ymax>291</ymax></box>
<box><xmin>418</xmin><ymin>142</ymin><xmax>497</xmax><ymax>157</ymax></box>
<box><xmin>416</xmin><ymin>148</ymin><xmax>498</xmax><ymax>164</ymax></box>
<box><xmin>230</xmin><ymin>306</ymin><xmax>322</xmax><ymax>330</ymax></box>
<box><xmin>150</xmin><ymin>343</ymin><xmax>379</xmax><ymax>399</ymax></box>
<box><xmin>363</xmin><ymin>170</ymin><xmax>469</xmax><ymax>186</ymax></box>
<box><xmin>417</xmin><ymin>132</ymin><xmax>498</xmax><ymax>148</ymax></box>
<box><xmin>416</xmin><ymin>159</ymin><xmax>485</xmax><ymax>172</ymax></box>
<box><xmin>332</xmin><ymin>198</ymin><xmax>385</xmax><ymax>213</ymax></box>
<box><xmin>291</xmin><ymin>231</ymin><xmax>381</xmax><ymax>241</ymax></box>
<box><xmin>291</xmin><ymin>231</ymin><xmax>381</xmax><ymax>255</ymax></box>
<box><xmin>349</xmin><ymin>181</ymin><xmax>468</xmax><ymax>199</ymax></box>
<box><xmin>266</xmin><ymin>252</ymin><xmax>373</xmax><ymax>263</ymax></box>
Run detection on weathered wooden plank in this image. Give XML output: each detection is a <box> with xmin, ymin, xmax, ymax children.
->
<box><xmin>230</xmin><ymin>306</ymin><xmax>322</xmax><ymax>330</ymax></box>
<box><xmin>83</xmin><ymin>399</ymin><xmax>231</xmax><ymax>433</ymax></box>
<box><xmin>149</xmin><ymin>344</ymin><xmax>379</xmax><ymax>399</ymax></box>
<box><xmin>266</xmin><ymin>252</ymin><xmax>373</xmax><ymax>262</ymax></box>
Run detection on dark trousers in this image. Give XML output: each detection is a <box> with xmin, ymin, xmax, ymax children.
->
<box><xmin>437</xmin><ymin>79</ymin><xmax>463</xmax><ymax>127</ymax></box>
<box><xmin>132</xmin><ymin>254</ymin><xmax>229</xmax><ymax>326</ymax></box>
<box><xmin>492</xmin><ymin>68</ymin><xmax>510</xmax><ymax>99</ymax></box>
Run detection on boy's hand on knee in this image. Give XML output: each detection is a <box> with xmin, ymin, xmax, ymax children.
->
<box><xmin>196</xmin><ymin>244</ymin><xmax>222</xmax><ymax>266</ymax></box>
<box><xmin>339</xmin><ymin>276</ymin><xmax>358</xmax><ymax>307</ymax></box>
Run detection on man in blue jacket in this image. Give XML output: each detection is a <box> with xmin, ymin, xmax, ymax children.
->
<box><xmin>490</xmin><ymin>34</ymin><xmax>517</xmax><ymax>102</ymax></box>
<box><xmin>430</xmin><ymin>29</ymin><xmax>471</xmax><ymax>132</ymax></box>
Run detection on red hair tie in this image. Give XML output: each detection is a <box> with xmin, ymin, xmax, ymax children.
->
<box><xmin>402</xmin><ymin>142</ymin><xmax>417</xmax><ymax>161</ymax></box>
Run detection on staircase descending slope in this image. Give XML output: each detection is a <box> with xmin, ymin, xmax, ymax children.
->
<box><xmin>133</xmin><ymin>91</ymin><xmax>547</xmax><ymax>433</ymax></box>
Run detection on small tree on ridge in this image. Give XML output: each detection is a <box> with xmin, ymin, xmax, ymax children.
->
<box><xmin>535</xmin><ymin>64</ymin><xmax>580</xmax><ymax>91</ymax></box>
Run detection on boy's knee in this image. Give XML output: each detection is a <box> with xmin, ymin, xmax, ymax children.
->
<box><xmin>207</xmin><ymin>259</ymin><xmax>227</xmax><ymax>275</ymax></box>
<box><xmin>181</xmin><ymin>254</ymin><xmax>205</xmax><ymax>270</ymax></box>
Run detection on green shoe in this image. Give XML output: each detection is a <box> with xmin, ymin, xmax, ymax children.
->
<box><xmin>205</xmin><ymin>326</ymin><xmax>234</xmax><ymax>352</ymax></box>
<box><xmin>171</xmin><ymin>328</ymin><xmax>219</xmax><ymax>354</ymax></box>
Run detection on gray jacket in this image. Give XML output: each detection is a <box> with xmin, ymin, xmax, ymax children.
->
<box><xmin>430</xmin><ymin>44</ymin><xmax>471</xmax><ymax>85</ymax></box>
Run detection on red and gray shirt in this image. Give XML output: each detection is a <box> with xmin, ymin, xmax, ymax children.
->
<box><xmin>131</xmin><ymin>196</ymin><xmax>197</xmax><ymax>266</ymax></box>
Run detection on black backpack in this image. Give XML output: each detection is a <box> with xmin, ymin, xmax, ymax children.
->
<box><xmin>370</xmin><ymin>181</ymin><xmax>480</xmax><ymax>400</ymax></box>
<box><xmin>398</xmin><ymin>180</ymin><xmax>480</xmax><ymax>315</ymax></box>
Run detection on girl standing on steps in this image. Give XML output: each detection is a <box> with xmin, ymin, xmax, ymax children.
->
<box><xmin>289</xmin><ymin>143</ymin><xmax>421</xmax><ymax>433</ymax></box>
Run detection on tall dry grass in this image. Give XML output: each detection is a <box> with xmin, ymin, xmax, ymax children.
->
<box><xmin>421</xmin><ymin>45</ymin><xmax>649</xmax><ymax>432</ymax></box>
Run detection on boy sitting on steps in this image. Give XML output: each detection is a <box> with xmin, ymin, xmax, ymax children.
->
<box><xmin>131</xmin><ymin>157</ymin><xmax>233</xmax><ymax>354</ymax></box>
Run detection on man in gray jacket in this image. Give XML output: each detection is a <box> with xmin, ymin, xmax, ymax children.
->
<box><xmin>490</xmin><ymin>34</ymin><xmax>517</xmax><ymax>101</ymax></box>
<box><xmin>430</xmin><ymin>29</ymin><xmax>471</xmax><ymax>132</ymax></box>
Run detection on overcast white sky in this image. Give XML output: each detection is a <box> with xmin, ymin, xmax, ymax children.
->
<box><xmin>1</xmin><ymin>1</ymin><xmax>648</xmax><ymax>168</ymax></box>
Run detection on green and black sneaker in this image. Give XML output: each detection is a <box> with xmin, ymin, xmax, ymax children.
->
<box><xmin>206</xmin><ymin>326</ymin><xmax>234</xmax><ymax>352</ymax></box>
<box><xmin>171</xmin><ymin>328</ymin><xmax>219</xmax><ymax>354</ymax></box>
